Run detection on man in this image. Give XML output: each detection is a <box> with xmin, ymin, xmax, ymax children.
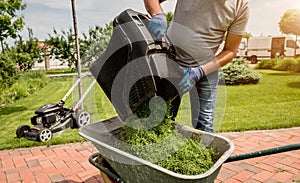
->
<box><xmin>144</xmin><ymin>0</ymin><xmax>249</xmax><ymax>132</ymax></box>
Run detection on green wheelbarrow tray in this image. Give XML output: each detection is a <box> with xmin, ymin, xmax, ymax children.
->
<box><xmin>88</xmin><ymin>145</ymin><xmax>300</xmax><ymax>183</ymax></box>
<box><xmin>79</xmin><ymin>116</ymin><xmax>235</xmax><ymax>183</ymax></box>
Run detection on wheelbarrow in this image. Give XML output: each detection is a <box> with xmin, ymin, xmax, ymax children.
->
<box><xmin>80</xmin><ymin>117</ymin><xmax>300</xmax><ymax>183</ymax></box>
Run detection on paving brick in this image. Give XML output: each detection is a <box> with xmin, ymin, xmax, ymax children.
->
<box><xmin>60</xmin><ymin>168</ymin><xmax>75</xmax><ymax>177</ymax></box>
<box><xmin>5</xmin><ymin>165</ymin><xmax>28</xmax><ymax>174</ymax></box>
<box><xmin>77</xmin><ymin>169</ymin><xmax>97</xmax><ymax>180</ymax></box>
<box><xmin>49</xmin><ymin>173</ymin><xmax>64</xmax><ymax>182</ymax></box>
<box><xmin>264</xmin><ymin>179</ymin><xmax>280</xmax><ymax>183</ymax></box>
<box><xmin>19</xmin><ymin>169</ymin><xmax>36</xmax><ymax>183</ymax></box>
<box><xmin>252</xmin><ymin>170</ymin><xmax>274</xmax><ymax>182</ymax></box>
<box><xmin>222</xmin><ymin>162</ymin><xmax>244</xmax><ymax>173</ymax></box>
<box><xmin>39</xmin><ymin>159</ymin><xmax>53</xmax><ymax>169</ymax></box>
<box><xmin>33</xmin><ymin>172</ymin><xmax>51</xmax><ymax>183</ymax></box>
<box><xmin>41</xmin><ymin>148</ymin><xmax>56</xmax><ymax>157</ymax></box>
<box><xmin>279</xmin><ymin>156</ymin><xmax>299</xmax><ymax>166</ymax></box>
<box><xmin>85</xmin><ymin>176</ymin><xmax>105</xmax><ymax>183</ymax></box>
<box><xmin>216</xmin><ymin>167</ymin><xmax>236</xmax><ymax>181</ymax></box>
<box><xmin>53</xmin><ymin>148</ymin><xmax>69</xmax><ymax>158</ymax></box>
<box><xmin>0</xmin><ymin>151</ymin><xmax>10</xmax><ymax>160</ymax></box>
<box><xmin>79</xmin><ymin>149</ymin><xmax>93</xmax><ymax>157</ymax></box>
<box><xmin>27</xmin><ymin>165</ymin><xmax>43</xmax><ymax>174</ymax></box>
<box><xmin>223</xmin><ymin>177</ymin><xmax>241</xmax><ymax>183</ymax></box>
<box><xmin>66</xmin><ymin>160</ymin><xmax>85</xmax><ymax>172</ymax></box>
<box><xmin>0</xmin><ymin>172</ymin><xmax>7</xmax><ymax>183</ymax></box>
<box><xmin>30</xmin><ymin>148</ymin><xmax>44</xmax><ymax>157</ymax></box>
<box><xmin>12</xmin><ymin>157</ymin><xmax>27</xmax><ymax>168</ymax></box>
<box><xmin>262</xmin><ymin>156</ymin><xmax>281</xmax><ymax>165</ymax></box>
<box><xmin>287</xmin><ymin>150</ymin><xmax>300</xmax><ymax>159</ymax></box>
<box><xmin>65</xmin><ymin>174</ymin><xmax>82</xmax><ymax>182</ymax></box>
<box><xmin>254</xmin><ymin>162</ymin><xmax>275</xmax><ymax>172</ymax></box>
<box><xmin>232</xmin><ymin>170</ymin><xmax>255</xmax><ymax>182</ymax></box>
<box><xmin>6</xmin><ymin>172</ymin><xmax>21</xmax><ymax>182</ymax></box>
<box><xmin>291</xmin><ymin>162</ymin><xmax>300</xmax><ymax>171</ymax></box>
<box><xmin>291</xmin><ymin>173</ymin><xmax>300</xmax><ymax>182</ymax></box>
<box><xmin>81</xmin><ymin>161</ymin><xmax>95</xmax><ymax>171</ymax></box>
<box><xmin>9</xmin><ymin>150</ymin><xmax>20</xmax><ymax>157</ymax></box>
<box><xmin>26</xmin><ymin>159</ymin><xmax>40</xmax><ymax>168</ymax></box>
<box><xmin>19</xmin><ymin>149</ymin><xmax>31</xmax><ymax>156</ymax></box>
<box><xmin>237</xmin><ymin>162</ymin><xmax>262</xmax><ymax>173</ymax></box>
<box><xmin>52</xmin><ymin>160</ymin><xmax>67</xmax><ymax>169</ymax></box>
<box><xmin>272</xmin><ymin>171</ymin><xmax>295</xmax><ymax>182</ymax></box>
<box><xmin>243</xmin><ymin>178</ymin><xmax>261</xmax><ymax>183</ymax></box>
<box><xmin>1</xmin><ymin>158</ymin><xmax>14</xmax><ymax>169</ymax></box>
<box><xmin>64</xmin><ymin>146</ymin><xmax>81</xmax><ymax>157</ymax></box>
<box><xmin>43</xmin><ymin>166</ymin><xmax>60</xmax><ymax>177</ymax></box>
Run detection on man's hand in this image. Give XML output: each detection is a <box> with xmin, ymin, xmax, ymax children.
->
<box><xmin>148</xmin><ymin>13</ymin><xmax>167</xmax><ymax>40</ymax></box>
<box><xmin>179</xmin><ymin>66</ymin><xmax>205</xmax><ymax>94</ymax></box>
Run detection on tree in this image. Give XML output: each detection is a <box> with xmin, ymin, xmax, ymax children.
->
<box><xmin>46</xmin><ymin>28</ymin><xmax>78</xmax><ymax>69</ymax></box>
<box><xmin>81</xmin><ymin>23</ymin><xmax>113</xmax><ymax>66</ymax></box>
<box><xmin>12</xmin><ymin>28</ymin><xmax>45</xmax><ymax>71</ymax></box>
<box><xmin>279</xmin><ymin>9</ymin><xmax>300</xmax><ymax>57</ymax></box>
<box><xmin>46</xmin><ymin>23</ymin><xmax>113</xmax><ymax>69</ymax></box>
<box><xmin>0</xmin><ymin>52</ymin><xmax>18</xmax><ymax>89</ymax></box>
<box><xmin>0</xmin><ymin>0</ymin><xmax>26</xmax><ymax>52</ymax></box>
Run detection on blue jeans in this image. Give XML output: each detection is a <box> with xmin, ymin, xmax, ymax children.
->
<box><xmin>189</xmin><ymin>70</ymin><xmax>219</xmax><ymax>133</ymax></box>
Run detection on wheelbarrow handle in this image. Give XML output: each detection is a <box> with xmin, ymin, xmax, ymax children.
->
<box><xmin>89</xmin><ymin>153</ymin><xmax>124</xmax><ymax>183</ymax></box>
<box><xmin>225</xmin><ymin>143</ymin><xmax>300</xmax><ymax>163</ymax></box>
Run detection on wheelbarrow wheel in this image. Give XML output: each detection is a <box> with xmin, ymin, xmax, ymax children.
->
<box><xmin>38</xmin><ymin>128</ymin><xmax>52</xmax><ymax>142</ymax></box>
<box><xmin>75</xmin><ymin>110</ymin><xmax>91</xmax><ymax>128</ymax></box>
<box><xmin>16</xmin><ymin>125</ymin><xmax>30</xmax><ymax>138</ymax></box>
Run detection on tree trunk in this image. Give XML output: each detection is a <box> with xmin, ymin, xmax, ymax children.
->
<box><xmin>71</xmin><ymin>0</ymin><xmax>83</xmax><ymax>108</ymax></box>
<box><xmin>295</xmin><ymin>35</ymin><xmax>298</xmax><ymax>58</ymax></box>
<box><xmin>1</xmin><ymin>40</ymin><xmax>4</xmax><ymax>53</ymax></box>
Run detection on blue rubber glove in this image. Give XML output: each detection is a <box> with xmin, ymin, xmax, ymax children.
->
<box><xmin>148</xmin><ymin>13</ymin><xmax>167</xmax><ymax>40</ymax></box>
<box><xmin>179</xmin><ymin>66</ymin><xmax>205</xmax><ymax>94</ymax></box>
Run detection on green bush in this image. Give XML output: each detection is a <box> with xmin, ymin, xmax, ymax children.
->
<box><xmin>0</xmin><ymin>71</ymin><xmax>47</xmax><ymax>107</ymax></box>
<box><xmin>256</xmin><ymin>58</ymin><xmax>300</xmax><ymax>72</ymax></box>
<box><xmin>255</xmin><ymin>59</ymin><xmax>276</xmax><ymax>69</ymax></box>
<box><xmin>0</xmin><ymin>53</ymin><xmax>19</xmax><ymax>89</ymax></box>
<box><xmin>273</xmin><ymin>58</ymin><xmax>300</xmax><ymax>72</ymax></box>
<box><xmin>220</xmin><ymin>57</ymin><xmax>262</xmax><ymax>85</ymax></box>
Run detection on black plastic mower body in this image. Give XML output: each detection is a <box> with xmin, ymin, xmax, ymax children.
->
<box><xmin>35</xmin><ymin>103</ymin><xmax>63</xmax><ymax>115</ymax></box>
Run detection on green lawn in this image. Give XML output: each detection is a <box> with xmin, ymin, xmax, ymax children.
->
<box><xmin>177</xmin><ymin>70</ymin><xmax>300</xmax><ymax>132</ymax></box>
<box><xmin>0</xmin><ymin>70</ymin><xmax>299</xmax><ymax>150</ymax></box>
<box><xmin>0</xmin><ymin>76</ymin><xmax>116</xmax><ymax>150</ymax></box>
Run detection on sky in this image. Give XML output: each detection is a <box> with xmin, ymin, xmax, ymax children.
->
<box><xmin>19</xmin><ymin>0</ymin><xmax>300</xmax><ymax>40</ymax></box>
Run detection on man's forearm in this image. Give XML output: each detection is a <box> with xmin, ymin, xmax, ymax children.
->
<box><xmin>201</xmin><ymin>50</ymin><xmax>236</xmax><ymax>75</ymax></box>
<box><xmin>202</xmin><ymin>33</ymin><xmax>242</xmax><ymax>75</ymax></box>
<box><xmin>144</xmin><ymin>0</ymin><xmax>165</xmax><ymax>16</ymax></box>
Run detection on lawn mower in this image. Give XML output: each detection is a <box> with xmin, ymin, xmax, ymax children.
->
<box><xmin>16</xmin><ymin>73</ymin><xmax>96</xmax><ymax>142</ymax></box>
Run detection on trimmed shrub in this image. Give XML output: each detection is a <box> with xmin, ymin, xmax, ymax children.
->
<box><xmin>255</xmin><ymin>59</ymin><xmax>276</xmax><ymax>70</ymax></box>
<box><xmin>255</xmin><ymin>58</ymin><xmax>300</xmax><ymax>72</ymax></box>
<box><xmin>220</xmin><ymin>57</ymin><xmax>262</xmax><ymax>85</ymax></box>
<box><xmin>273</xmin><ymin>58</ymin><xmax>300</xmax><ymax>72</ymax></box>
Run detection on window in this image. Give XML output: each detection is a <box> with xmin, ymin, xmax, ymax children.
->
<box><xmin>286</xmin><ymin>40</ymin><xmax>299</xmax><ymax>48</ymax></box>
<box><xmin>239</xmin><ymin>42</ymin><xmax>245</xmax><ymax>50</ymax></box>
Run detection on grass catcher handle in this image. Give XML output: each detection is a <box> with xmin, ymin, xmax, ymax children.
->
<box><xmin>89</xmin><ymin>153</ymin><xmax>124</xmax><ymax>183</ymax></box>
<box><xmin>225</xmin><ymin>143</ymin><xmax>300</xmax><ymax>163</ymax></box>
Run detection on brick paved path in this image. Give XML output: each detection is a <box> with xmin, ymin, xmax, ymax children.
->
<box><xmin>1</xmin><ymin>127</ymin><xmax>300</xmax><ymax>183</ymax></box>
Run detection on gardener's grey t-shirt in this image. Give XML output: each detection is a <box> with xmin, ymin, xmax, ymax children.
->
<box><xmin>167</xmin><ymin>0</ymin><xmax>249</xmax><ymax>67</ymax></box>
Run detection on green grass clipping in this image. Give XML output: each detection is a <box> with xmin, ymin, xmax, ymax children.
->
<box><xmin>115</xmin><ymin>99</ymin><xmax>216</xmax><ymax>175</ymax></box>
